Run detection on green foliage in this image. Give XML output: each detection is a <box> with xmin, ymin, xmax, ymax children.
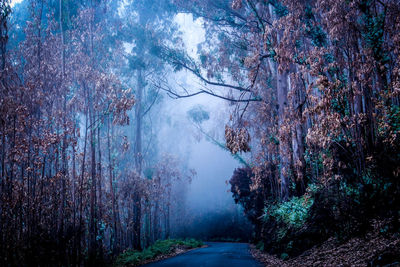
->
<box><xmin>187</xmin><ymin>105</ymin><xmax>210</xmax><ymax>124</ymax></box>
<box><xmin>280</xmin><ymin>252</ymin><xmax>289</xmax><ymax>260</ymax></box>
<box><xmin>379</xmin><ymin>105</ymin><xmax>400</xmax><ymax>138</ymax></box>
<box><xmin>183</xmin><ymin>238</ymin><xmax>204</xmax><ymax>248</ymax></box>
<box><xmin>143</xmin><ymin>168</ymin><xmax>154</xmax><ymax>180</ymax></box>
<box><xmin>199</xmin><ymin>54</ymin><xmax>207</xmax><ymax>65</ymax></box>
<box><xmin>339</xmin><ymin>181</ymin><xmax>361</xmax><ymax>199</ymax></box>
<box><xmin>256</xmin><ymin>241</ymin><xmax>264</xmax><ymax>251</ymax></box>
<box><xmin>304</xmin><ymin>5</ymin><xmax>327</xmax><ymax>47</ymax></box>
<box><xmin>306</xmin><ymin>183</ymin><xmax>320</xmax><ymax>194</ymax></box>
<box><xmin>269</xmin><ymin>135</ymin><xmax>279</xmax><ymax>145</ymax></box>
<box><xmin>264</xmin><ymin>195</ymin><xmax>314</xmax><ymax>229</ymax></box>
<box><xmin>149</xmin><ymin>43</ymin><xmax>163</xmax><ymax>57</ymax></box>
<box><xmin>362</xmin><ymin>10</ymin><xmax>387</xmax><ymax>64</ymax></box>
<box><xmin>389</xmin><ymin>105</ymin><xmax>400</xmax><ymax>132</ymax></box>
<box><xmin>115</xmin><ymin>239</ymin><xmax>203</xmax><ymax>266</ymax></box>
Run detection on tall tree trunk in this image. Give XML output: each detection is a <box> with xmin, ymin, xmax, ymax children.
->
<box><xmin>133</xmin><ymin>68</ymin><xmax>143</xmax><ymax>250</ymax></box>
<box><xmin>277</xmin><ymin>68</ymin><xmax>290</xmax><ymax>200</ymax></box>
<box><xmin>290</xmin><ymin>69</ymin><xmax>306</xmax><ymax>194</ymax></box>
<box><xmin>72</xmin><ymin>121</ymin><xmax>78</xmax><ymax>266</ymax></box>
<box><xmin>97</xmin><ymin>117</ymin><xmax>103</xmax><ymax>233</ymax></box>
<box><xmin>58</xmin><ymin>0</ymin><xmax>67</xmax><ymax>241</ymax></box>
<box><xmin>78</xmin><ymin>109</ymin><xmax>88</xmax><ymax>265</ymax></box>
<box><xmin>88</xmin><ymin>4</ymin><xmax>99</xmax><ymax>263</ymax></box>
<box><xmin>88</xmin><ymin>93</ymin><xmax>98</xmax><ymax>265</ymax></box>
<box><xmin>107</xmin><ymin>115</ymin><xmax>119</xmax><ymax>253</ymax></box>
<box><xmin>134</xmin><ymin>69</ymin><xmax>143</xmax><ymax>175</ymax></box>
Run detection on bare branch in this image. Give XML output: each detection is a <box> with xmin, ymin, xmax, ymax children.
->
<box><xmin>152</xmin><ymin>80</ymin><xmax>262</xmax><ymax>103</ymax></box>
<box><xmin>173</xmin><ymin>60</ymin><xmax>251</xmax><ymax>92</ymax></box>
<box><xmin>142</xmin><ymin>88</ymin><xmax>160</xmax><ymax>118</ymax></box>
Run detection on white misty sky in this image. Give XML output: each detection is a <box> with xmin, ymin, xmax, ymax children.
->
<box><xmin>174</xmin><ymin>13</ymin><xmax>205</xmax><ymax>59</ymax></box>
<box><xmin>11</xmin><ymin>0</ymin><xmax>23</xmax><ymax>7</ymax></box>
<box><xmin>160</xmin><ymin>14</ymin><xmax>239</xmax><ymax>212</ymax></box>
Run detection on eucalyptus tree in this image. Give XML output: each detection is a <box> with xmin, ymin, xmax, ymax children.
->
<box><xmin>173</xmin><ymin>0</ymin><xmax>400</xmax><ymax>244</ymax></box>
<box><xmin>1</xmin><ymin>0</ymin><xmax>134</xmax><ymax>264</ymax></box>
<box><xmin>118</xmin><ymin>0</ymin><xmax>181</xmax><ymax>249</ymax></box>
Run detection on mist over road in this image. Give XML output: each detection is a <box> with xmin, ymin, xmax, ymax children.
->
<box><xmin>143</xmin><ymin>242</ymin><xmax>263</xmax><ymax>267</ymax></box>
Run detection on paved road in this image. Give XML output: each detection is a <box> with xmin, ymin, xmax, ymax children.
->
<box><xmin>143</xmin><ymin>242</ymin><xmax>263</xmax><ymax>267</ymax></box>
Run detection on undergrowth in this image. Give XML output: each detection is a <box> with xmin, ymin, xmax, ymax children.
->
<box><xmin>114</xmin><ymin>239</ymin><xmax>203</xmax><ymax>266</ymax></box>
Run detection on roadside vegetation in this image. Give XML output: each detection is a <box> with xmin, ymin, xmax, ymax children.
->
<box><xmin>114</xmin><ymin>239</ymin><xmax>204</xmax><ymax>266</ymax></box>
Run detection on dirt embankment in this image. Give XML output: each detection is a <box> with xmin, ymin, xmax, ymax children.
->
<box><xmin>251</xmin><ymin>229</ymin><xmax>400</xmax><ymax>267</ymax></box>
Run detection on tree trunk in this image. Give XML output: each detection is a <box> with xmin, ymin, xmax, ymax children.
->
<box><xmin>107</xmin><ymin>115</ymin><xmax>119</xmax><ymax>253</ymax></box>
<box><xmin>277</xmin><ymin>68</ymin><xmax>290</xmax><ymax>200</ymax></box>
<box><xmin>132</xmin><ymin>68</ymin><xmax>144</xmax><ymax>250</ymax></box>
<box><xmin>88</xmin><ymin>93</ymin><xmax>98</xmax><ymax>265</ymax></box>
<box><xmin>78</xmin><ymin>108</ymin><xmax>88</xmax><ymax>265</ymax></box>
<box><xmin>97</xmin><ymin>117</ymin><xmax>103</xmax><ymax>232</ymax></box>
<box><xmin>290</xmin><ymin>69</ymin><xmax>306</xmax><ymax>194</ymax></box>
<box><xmin>58</xmin><ymin>0</ymin><xmax>67</xmax><ymax>240</ymax></box>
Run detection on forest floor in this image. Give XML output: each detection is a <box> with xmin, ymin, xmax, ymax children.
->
<box><xmin>250</xmin><ymin>228</ymin><xmax>400</xmax><ymax>266</ymax></box>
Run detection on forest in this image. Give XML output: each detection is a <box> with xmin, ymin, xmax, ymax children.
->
<box><xmin>0</xmin><ymin>0</ymin><xmax>399</xmax><ymax>266</ymax></box>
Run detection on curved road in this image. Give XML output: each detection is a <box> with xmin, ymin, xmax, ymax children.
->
<box><xmin>143</xmin><ymin>242</ymin><xmax>263</xmax><ymax>267</ymax></box>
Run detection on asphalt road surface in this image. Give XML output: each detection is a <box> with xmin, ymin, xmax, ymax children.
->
<box><xmin>143</xmin><ymin>242</ymin><xmax>264</xmax><ymax>267</ymax></box>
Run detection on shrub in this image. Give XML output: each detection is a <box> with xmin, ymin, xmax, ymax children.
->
<box><xmin>256</xmin><ymin>241</ymin><xmax>264</xmax><ymax>250</ymax></box>
<box><xmin>114</xmin><ymin>239</ymin><xmax>203</xmax><ymax>266</ymax></box>
<box><xmin>280</xmin><ymin>252</ymin><xmax>289</xmax><ymax>260</ymax></box>
<box><xmin>264</xmin><ymin>195</ymin><xmax>314</xmax><ymax>229</ymax></box>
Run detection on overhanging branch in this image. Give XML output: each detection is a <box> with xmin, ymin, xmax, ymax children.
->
<box><xmin>152</xmin><ymin>80</ymin><xmax>262</xmax><ymax>103</ymax></box>
<box><xmin>173</xmin><ymin>60</ymin><xmax>252</xmax><ymax>93</ymax></box>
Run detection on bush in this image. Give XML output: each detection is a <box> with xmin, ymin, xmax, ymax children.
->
<box><xmin>115</xmin><ymin>239</ymin><xmax>203</xmax><ymax>266</ymax></box>
<box><xmin>260</xmin><ymin>186</ymin><xmax>320</xmax><ymax>256</ymax></box>
<box><xmin>280</xmin><ymin>252</ymin><xmax>289</xmax><ymax>260</ymax></box>
<box><xmin>264</xmin><ymin>195</ymin><xmax>314</xmax><ymax>229</ymax></box>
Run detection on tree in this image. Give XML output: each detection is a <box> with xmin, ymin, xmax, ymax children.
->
<box><xmin>118</xmin><ymin>0</ymin><xmax>180</xmax><ymax>250</ymax></box>
<box><xmin>175</xmin><ymin>0</ymin><xmax>400</xmax><ymax>244</ymax></box>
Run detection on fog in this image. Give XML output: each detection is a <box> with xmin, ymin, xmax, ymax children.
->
<box><xmin>156</xmin><ymin>69</ymin><xmax>251</xmax><ymax>240</ymax></box>
<box><xmin>1</xmin><ymin>1</ymin><xmax>253</xmax><ymax>265</ymax></box>
<box><xmin>3</xmin><ymin>0</ymin><xmax>400</xmax><ymax>265</ymax></box>
<box><xmin>152</xmin><ymin>13</ymin><xmax>252</xmax><ymax>240</ymax></box>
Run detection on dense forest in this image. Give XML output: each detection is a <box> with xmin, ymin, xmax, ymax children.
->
<box><xmin>0</xmin><ymin>0</ymin><xmax>399</xmax><ymax>266</ymax></box>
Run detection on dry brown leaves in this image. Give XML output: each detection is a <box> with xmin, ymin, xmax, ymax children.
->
<box><xmin>251</xmin><ymin>228</ymin><xmax>400</xmax><ymax>267</ymax></box>
<box><xmin>225</xmin><ymin>125</ymin><xmax>251</xmax><ymax>154</ymax></box>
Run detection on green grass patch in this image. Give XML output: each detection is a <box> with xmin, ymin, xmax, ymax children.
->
<box><xmin>114</xmin><ymin>239</ymin><xmax>203</xmax><ymax>266</ymax></box>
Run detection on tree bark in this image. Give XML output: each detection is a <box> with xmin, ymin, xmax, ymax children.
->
<box><xmin>277</xmin><ymin>68</ymin><xmax>290</xmax><ymax>200</ymax></box>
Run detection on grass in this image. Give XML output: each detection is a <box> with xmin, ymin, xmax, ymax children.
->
<box><xmin>114</xmin><ymin>239</ymin><xmax>203</xmax><ymax>266</ymax></box>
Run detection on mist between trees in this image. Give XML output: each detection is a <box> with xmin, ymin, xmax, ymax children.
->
<box><xmin>1</xmin><ymin>0</ymin><xmax>400</xmax><ymax>266</ymax></box>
